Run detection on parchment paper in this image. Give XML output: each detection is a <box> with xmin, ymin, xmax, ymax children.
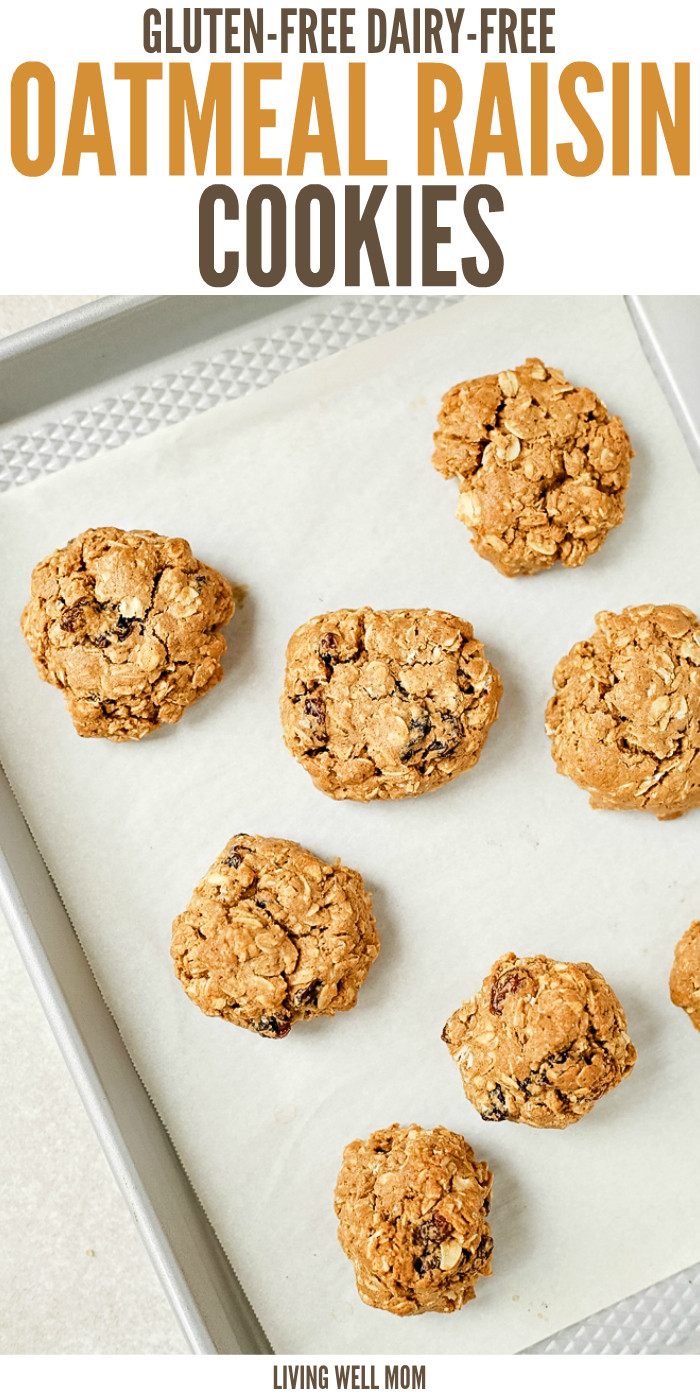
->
<box><xmin>0</xmin><ymin>297</ymin><xmax>699</xmax><ymax>1355</ymax></box>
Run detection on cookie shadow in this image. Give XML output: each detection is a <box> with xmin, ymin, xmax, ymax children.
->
<box><xmin>286</xmin><ymin>875</ymin><xmax>397</xmax><ymax>1045</ymax></box>
<box><xmin>128</xmin><ymin>586</ymin><xmax>255</xmax><ymax>747</ymax></box>
<box><xmin>217</xmin><ymin>583</ymin><xmax>256</xmax><ymax>688</ymax></box>
<box><xmin>356</xmin><ymin>877</ymin><xmax>399</xmax><ymax>1013</ymax></box>
<box><xmin>594</xmin><ymin>980</ymin><xmax>664</xmax><ymax>1124</ymax></box>
<box><xmin>173</xmin><ymin>586</ymin><xmax>257</xmax><ymax>740</ymax></box>
<box><xmin>474</xmin><ymin>640</ymin><xmax>530</xmax><ymax>776</ymax></box>
<box><xmin>618</xmin><ymin>979</ymin><xmax>662</xmax><ymax>1055</ymax></box>
<box><xmin>469</xmin><ymin>1135</ymin><xmax>531</xmax><ymax>1277</ymax></box>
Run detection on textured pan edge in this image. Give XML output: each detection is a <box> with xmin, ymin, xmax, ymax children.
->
<box><xmin>0</xmin><ymin>294</ymin><xmax>456</xmax><ymax>490</ymax></box>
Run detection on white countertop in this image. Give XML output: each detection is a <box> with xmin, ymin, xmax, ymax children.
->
<box><xmin>0</xmin><ymin>296</ymin><xmax>187</xmax><ymax>1355</ymax></box>
<box><xmin>0</xmin><ymin>907</ymin><xmax>187</xmax><ymax>1353</ymax></box>
<box><xmin>0</xmin><ymin>297</ymin><xmax>100</xmax><ymax>339</ymax></box>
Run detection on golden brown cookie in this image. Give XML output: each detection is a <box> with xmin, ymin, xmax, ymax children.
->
<box><xmin>334</xmin><ymin>1124</ymin><xmax>493</xmax><ymax>1316</ymax></box>
<box><xmin>669</xmin><ymin>922</ymin><xmax>700</xmax><ymax>1032</ymax></box>
<box><xmin>432</xmin><ymin>357</ymin><xmax>633</xmax><ymax>577</ymax></box>
<box><xmin>280</xmin><ymin>607</ymin><xmax>502</xmax><ymax>801</ymax></box>
<box><xmin>443</xmin><ymin>953</ymin><xmax>636</xmax><ymax>1129</ymax></box>
<box><xmin>171</xmin><ymin>835</ymin><xmax>379</xmax><ymax>1038</ymax></box>
<box><xmin>21</xmin><ymin>527</ymin><xmax>234</xmax><ymax>741</ymax></box>
<box><xmin>546</xmin><ymin>604</ymin><xmax>700</xmax><ymax>820</ymax></box>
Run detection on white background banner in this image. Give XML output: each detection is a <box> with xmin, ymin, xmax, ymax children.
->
<box><xmin>1</xmin><ymin>0</ymin><xmax>698</xmax><ymax>292</ymax></box>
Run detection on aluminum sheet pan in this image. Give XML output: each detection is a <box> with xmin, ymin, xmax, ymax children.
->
<box><xmin>0</xmin><ymin>293</ymin><xmax>698</xmax><ymax>1355</ymax></box>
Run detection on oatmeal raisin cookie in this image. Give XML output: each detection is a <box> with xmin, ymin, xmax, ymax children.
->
<box><xmin>432</xmin><ymin>357</ymin><xmax>633</xmax><ymax>576</ymax></box>
<box><xmin>280</xmin><ymin>607</ymin><xmax>502</xmax><ymax>801</ymax></box>
<box><xmin>443</xmin><ymin>953</ymin><xmax>636</xmax><ymax>1129</ymax></box>
<box><xmin>546</xmin><ymin>604</ymin><xmax>700</xmax><ymax>819</ymax></box>
<box><xmin>171</xmin><ymin>835</ymin><xmax>379</xmax><ymax>1038</ymax></box>
<box><xmin>334</xmin><ymin>1124</ymin><xmax>493</xmax><ymax>1315</ymax></box>
<box><xmin>21</xmin><ymin>527</ymin><xmax>234</xmax><ymax>740</ymax></box>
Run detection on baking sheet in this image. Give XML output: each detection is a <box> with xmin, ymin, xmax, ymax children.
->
<box><xmin>0</xmin><ymin>296</ymin><xmax>698</xmax><ymax>1355</ymax></box>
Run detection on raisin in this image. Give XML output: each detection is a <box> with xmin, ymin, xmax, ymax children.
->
<box><xmin>399</xmin><ymin>711</ymin><xmax>432</xmax><ymax>762</ymax></box>
<box><xmin>319</xmin><ymin>631</ymin><xmax>338</xmax><ymax>656</ymax></box>
<box><xmin>415</xmin><ymin>1213</ymin><xmax>452</xmax><ymax>1273</ymax></box>
<box><xmin>422</xmin><ymin>715</ymin><xmax>461</xmax><ymax>764</ymax></box>
<box><xmin>60</xmin><ymin>602</ymin><xmax>87</xmax><ymax>632</ymax></box>
<box><xmin>224</xmin><ymin>849</ymin><xmax>245</xmax><ymax>869</ymax></box>
<box><xmin>115</xmin><ymin>616</ymin><xmax>134</xmax><ymax>639</ymax></box>
<box><xmin>293</xmin><ymin>979</ymin><xmax>322</xmax><ymax>1007</ymax></box>
<box><xmin>490</xmin><ymin>969</ymin><xmax>526</xmax><ymax>1015</ymax></box>
<box><xmin>423</xmin><ymin>738</ymin><xmax>447</xmax><ymax>757</ymax></box>
<box><xmin>256</xmin><ymin>1014</ymin><xmax>292</xmax><ymax>1039</ymax></box>
<box><xmin>418</xmin><ymin>1213</ymin><xmax>451</xmax><ymax>1245</ymax></box>
<box><xmin>480</xmin><ymin>1083</ymin><xmax>509</xmax><ymax>1121</ymax></box>
<box><xmin>93</xmin><ymin>635</ymin><xmax>110</xmax><ymax>649</ymax></box>
<box><xmin>435</xmin><ymin>713</ymin><xmax>462</xmax><ymax>750</ymax></box>
<box><xmin>303</xmin><ymin>695</ymin><xmax>327</xmax><ymax>740</ymax></box>
<box><xmin>473</xmin><ymin>1232</ymin><xmax>494</xmax><ymax>1267</ymax></box>
<box><xmin>410</xmin><ymin>712</ymin><xmax>431</xmax><ymax>738</ymax></box>
<box><xmin>457</xmin><ymin>645</ymin><xmax>478</xmax><ymax>691</ymax></box>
